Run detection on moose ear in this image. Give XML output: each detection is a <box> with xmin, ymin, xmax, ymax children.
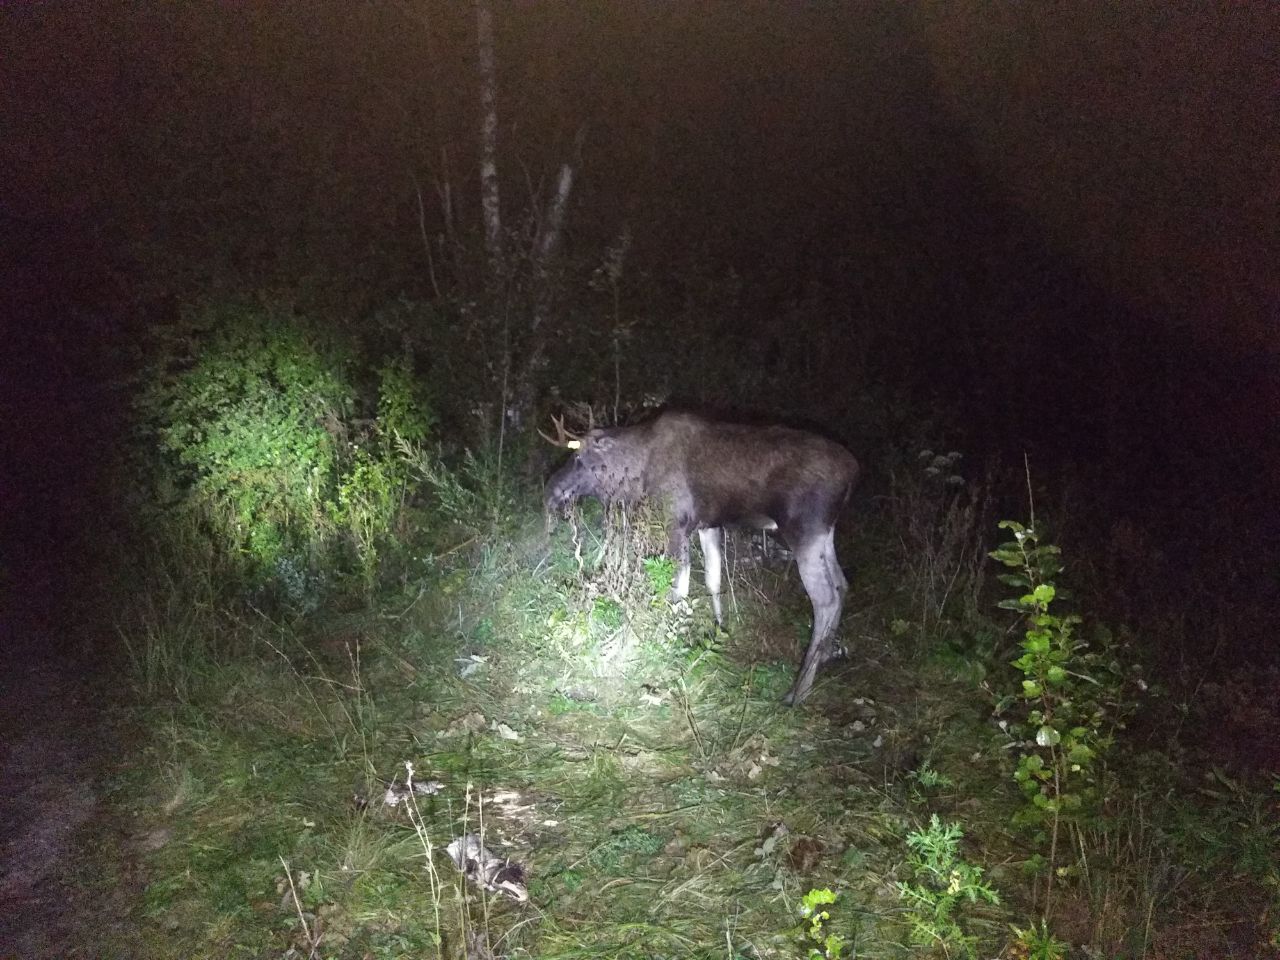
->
<box><xmin>593</xmin><ymin>436</ymin><xmax>616</xmax><ymax>452</ymax></box>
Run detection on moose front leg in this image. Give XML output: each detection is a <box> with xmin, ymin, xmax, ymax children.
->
<box><xmin>667</xmin><ymin>521</ymin><xmax>694</xmax><ymax>604</ymax></box>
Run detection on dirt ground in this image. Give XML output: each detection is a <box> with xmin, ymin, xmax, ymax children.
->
<box><xmin>0</xmin><ymin>377</ymin><xmax>140</xmax><ymax>959</ymax></box>
<box><xmin>0</xmin><ymin>629</ymin><xmax>136</xmax><ymax>960</ymax></box>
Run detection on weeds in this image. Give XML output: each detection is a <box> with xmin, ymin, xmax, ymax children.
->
<box><xmin>643</xmin><ymin>554</ymin><xmax>676</xmax><ymax>598</ymax></box>
<box><xmin>118</xmin><ymin>577</ymin><xmax>220</xmax><ymax>702</ymax></box>
<box><xmin>799</xmin><ymin>887</ymin><xmax>847</xmax><ymax>959</ymax></box>
<box><xmin>402</xmin><ymin>761</ymin><xmax>447</xmax><ymax>957</ymax></box>
<box><xmin>888</xmin><ymin>449</ymin><xmax>990</xmax><ymax>647</ymax></box>
<box><xmin>1008</xmin><ymin>919</ymin><xmax>1068</xmax><ymax>959</ymax></box>
<box><xmin>895</xmin><ymin>815</ymin><xmax>1000</xmax><ymax>958</ymax></box>
<box><xmin>907</xmin><ymin>761</ymin><xmax>955</xmax><ymax>803</ymax></box>
<box><xmin>401</xmin><ymin>438</ymin><xmax>520</xmax><ymax>535</ymax></box>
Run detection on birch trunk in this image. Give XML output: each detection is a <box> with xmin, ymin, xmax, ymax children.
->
<box><xmin>475</xmin><ymin>0</ymin><xmax>501</xmax><ymax>276</ymax></box>
<box><xmin>509</xmin><ymin>158</ymin><xmax>576</xmax><ymax>426</ymax></box>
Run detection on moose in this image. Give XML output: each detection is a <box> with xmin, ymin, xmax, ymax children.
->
<box><xmin>543</xmin><ymin>410</ymin><xmax>859</xmax><ymax>705</ymax></box>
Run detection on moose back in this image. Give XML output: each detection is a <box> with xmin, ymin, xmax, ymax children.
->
<box><xmin>544</xmin><ymin>411</ymin><xmax>859</xmax><ymax>704</ymax></box>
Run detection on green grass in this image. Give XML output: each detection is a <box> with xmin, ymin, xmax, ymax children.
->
<box><xmin>96</xmin><ymin>504</ymin><xmax>1280</xmax><ymax>959</ymax></box>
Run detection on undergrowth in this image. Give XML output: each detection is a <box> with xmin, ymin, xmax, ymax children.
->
<box><xmin>100</xmin><ymin>383</ymin><xmax>1280</xmax><ymax>958</ymax></box>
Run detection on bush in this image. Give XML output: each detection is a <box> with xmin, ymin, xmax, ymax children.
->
<box><xmin>990</xmin><ymin>518</ymin><xmax>1141</xmax><ymax>924</ymax></box>
<box><xmin>136</xmin><ymin>300</ymin><xmax>432</xmax><ymax>599</ymax></box>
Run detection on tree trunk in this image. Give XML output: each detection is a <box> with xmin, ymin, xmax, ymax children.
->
<box><xmin>513</xmin><ymin>151</ymin><xmax>579</xmax><ymax>428</ymax></box>
<box><xmin>475</xmin><ymin>0</ymin><xmax>501</xmax><ymax>277</ymax></box>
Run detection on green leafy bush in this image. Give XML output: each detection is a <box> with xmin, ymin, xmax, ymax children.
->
<box><xmin>137</xmin><ymin>301</ymin><xmax>432</xmax><ymax>598</ymax></box>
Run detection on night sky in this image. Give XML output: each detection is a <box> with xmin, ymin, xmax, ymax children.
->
<box><xmin>2</xmin><ymin>2</ymin><xmax>1277</xmax><ymax>646</ymax></box>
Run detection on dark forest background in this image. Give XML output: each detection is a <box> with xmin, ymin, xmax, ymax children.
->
<box><xmin>3</xmin><ymin>1</ymin><xmax>1277</xmax><ymax>658</ymax></box>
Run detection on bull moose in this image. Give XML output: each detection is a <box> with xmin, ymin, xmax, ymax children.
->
<box><xmin>543</xmin><ymin>410</ymin><xmax>859</xmax><ymax>704</ymax></box>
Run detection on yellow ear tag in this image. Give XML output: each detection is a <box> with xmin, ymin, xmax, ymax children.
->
<box><xmin>567</xmin><ymin>439</ymin><xmax>582</xmax><ymax>450</ymax></box>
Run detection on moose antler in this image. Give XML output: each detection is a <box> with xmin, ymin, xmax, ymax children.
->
<box><xmin>537</xmin><ymin>414</ymin><xmax>583</xmax><ymax>449</ymax></box>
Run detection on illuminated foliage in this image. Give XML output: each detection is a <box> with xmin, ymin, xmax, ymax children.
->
<box><xmin>137</xmin><ymin>301</ymin><xmax>431</xmax><ymax>598</ymax></box>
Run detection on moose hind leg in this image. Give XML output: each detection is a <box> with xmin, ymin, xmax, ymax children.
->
<box><xmin>826</xmin><ymin>528</ymin><xmax>849</xmax><ymax>594</ymax></box>
<box><xmin>822</xmin><ymin>529</ymin><xmax>849</xmax><ymax>657</ymax></box>
<box><xmin>784</xmin><ymin>530</ymin><xmax>846</xmax><ymax>705</ymax></box>
<box><xmin>697</xmin><ymin>527</ymin><xmax>725</xmax><ymax>624</ymax></box>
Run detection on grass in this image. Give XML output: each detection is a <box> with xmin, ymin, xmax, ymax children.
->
<box><xmin>93</xmin><ymin>488</ymin><xmax>1280</xmax><ymax>959</ymax></box>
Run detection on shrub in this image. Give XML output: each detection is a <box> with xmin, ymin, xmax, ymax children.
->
<box><xmin>990</xmin><ymin>520</ymin><xmax>1137</xmax><ymax>897</ymax></box>
<box><xmin>136</xmin><ymin>300</ymin><xmax>431</xmax><ymax>598</ymax></box>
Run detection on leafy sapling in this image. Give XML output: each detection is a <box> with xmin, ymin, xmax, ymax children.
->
<box><xmin>799</xmin><ymin>887</ymin><xmax>846</xmax><ymax>960</ymax></box>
